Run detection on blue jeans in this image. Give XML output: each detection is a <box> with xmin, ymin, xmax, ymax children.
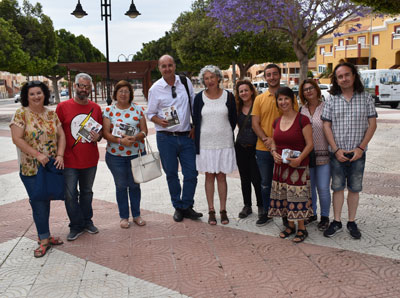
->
<box><xmin>20</xmin><ymin>173</ymin><xmax>51</xmax><ymax>240</ymax></box>
<box><xmin>64</xmin><ymin>166</ymin><xmax>97</xmax><ymax>232</ymax></box>
<box><xmin>309</xmin><ymin>163</ymin><xmax>331</xmax><ymax>217</ymax></box>
<box><xmin>156</xmin><ymin>132</ymin><xmax>198</xmax><ymax>209</ymax></box>
<box><xmin>105</xmin><ymin>152</ymin><xmax>141</xmax><ymax>219</ymax></box>
<box><xmin>255</xmin><ymin>150</ymin><xmax>274</xmax><ymax>213</ymax></box>
<box><xmin>330</xmin><ymin>152</ymin><xmax>366</xmax><ymax>193</ymax></box>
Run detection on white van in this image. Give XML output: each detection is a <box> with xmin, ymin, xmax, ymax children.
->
<box><xmin>360</xmin><ymin>69</ymin><xmax>400</xmax><ymax>109</ymax></box>
<box><xmin>252</xmin><ymin>81</ymin><xmax>268</xmax><ymax>94</ymax></box>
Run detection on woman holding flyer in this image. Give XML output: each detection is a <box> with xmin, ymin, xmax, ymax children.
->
<box><xmin>193</xmin><ymin>65</ymin><xmax>237</xmax><ymax>225</ymax></box>
<box><xmin>103</xmin><ymin>80</ymin><xmax>148</xmax><ymax>228</ymax></box>
<box><xmin>269</xmin><ymin>87</ymin><xmax>313</xmax><ymax>243</ymax></box>
<box><xmin>10</xmin><ymin>81</ymin><xmax>66</xmax><ymax>257</ymax></box>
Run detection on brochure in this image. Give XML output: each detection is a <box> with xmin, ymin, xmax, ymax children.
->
<box><xmin>281</xmin><ymin>149</ymin><xmax>301</xmax><ymax>164</ymax></box>
<box><xmin>77</xmin><ymin>117</ymin><xmax>102</xmax><ymax>142</ymax></box>
<box><xmin>162</xmin><ymin>106</ymin><xmax>180</xmax><ymax>128</ymax></box>
<box><xmin>112</xmin><ymin>122</ymin><xmax>137</xmax><ymax>138</ymax></box>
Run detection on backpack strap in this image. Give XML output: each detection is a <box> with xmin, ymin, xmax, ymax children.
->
<box><xmin>179</xmin><ymin>74</ymin><xmax>193</xmax><ymax>119</ymax></box>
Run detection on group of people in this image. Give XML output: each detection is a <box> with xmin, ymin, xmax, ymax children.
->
<box><xmin>10</xmin><ymin>54</ymin><xmax>377</xmax><ymax>257</ymax></box>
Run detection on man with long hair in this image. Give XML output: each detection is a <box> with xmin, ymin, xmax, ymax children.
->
<box><xmin>322</xmin><ymin>62</ymin><xmax>377</xmax><ymax>239</ymax></box>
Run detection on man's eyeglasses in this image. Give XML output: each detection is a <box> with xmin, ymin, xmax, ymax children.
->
<box><xmin>303</xmin><ymin>86</ymin><xmax>315</xmax><ymax>93</ymax></box>
<box><xmin>27</xmin><ymin>81</ymin><xmax>42</xmax><ymax>87</ymax></box>
<box><xmin>171</xmin><ymin>86</ymin><xmax>177</xmax><ymax>98</ymax></box>
<box><xmin>76</xmin><ymin>83</ymin><xmax>91</xmax><ymax>89</ymax></box>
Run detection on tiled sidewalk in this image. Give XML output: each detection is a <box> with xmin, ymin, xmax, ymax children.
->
<box><xmin>0</xmin><ymin>103</ymin><xmax>400</xmax><ymax>297</ymax></box>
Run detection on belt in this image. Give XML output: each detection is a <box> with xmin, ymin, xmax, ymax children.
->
<box><xmin>158</xmin><ymin>131</ymin><xmax>190</xmax><ymax>136</ymax></box>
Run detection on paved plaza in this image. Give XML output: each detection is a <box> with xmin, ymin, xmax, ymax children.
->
<box><xmin>0</xmin><ymin>93</ymin><xmax>399</xmax><ymax>297</ymax></box>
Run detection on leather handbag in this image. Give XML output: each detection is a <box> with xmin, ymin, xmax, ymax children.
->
<box><xmin>32</xmin><ymin>158</ymin><xmax>65</xmax><ymax>201</ymax></box>
<box><xmin>131</xmin><ymin>137</ymin><xmax>162</xmax><ymax>183</ymax></box>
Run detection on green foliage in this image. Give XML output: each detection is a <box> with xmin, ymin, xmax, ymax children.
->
<box><xmin>352</xmin><ymin>0</ymin><xmax>400</xmax><ymax>14</ymax></box>
<box><xmin>0</xmin><ymin>18</ymin><xmax>29</xmax><ymax>72</ymax></box>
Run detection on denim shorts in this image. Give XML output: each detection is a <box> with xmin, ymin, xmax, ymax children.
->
<box><xmin>330</xmin><ymin>152</ymin><xmax>366</xmax><ymax>193</ymax></box>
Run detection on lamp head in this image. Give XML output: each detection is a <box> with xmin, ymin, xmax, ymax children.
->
<box><xmin>71</xmin><ymin>1</ymin><xmax>87</xmax><ymax>19</ymax></box>
<box><xmin>125</xmin><ymin>0</ymin><xmax>141</xmax><ymax>18</ymax></box>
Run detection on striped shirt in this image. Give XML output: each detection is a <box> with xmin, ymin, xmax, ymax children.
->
<box><xmin>321</xmin><ymin>91</ymin><xmax>377</xmax><ymax>152</ymax></box>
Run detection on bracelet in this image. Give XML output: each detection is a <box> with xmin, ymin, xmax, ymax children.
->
<box><xmin>334</xmin><ymin>148</ymin><xmax>340</xmax><ymax>154</ymax></box>
<box><xmin>357</xmin><ymin>146</ymin><xmax>365</xmax><ymax>152</ymax></box>
<box><xmin>118</xmin><ymin>138</ymin><xmax>121</xmax><ymax>145</ymax></box>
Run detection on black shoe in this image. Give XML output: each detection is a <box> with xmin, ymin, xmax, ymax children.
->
<box><xmin>347</xmin><ymin>221</ymin><xmax>361</xmax><ymax>239</ymax></box>
<box><xmin>305</xmin><ymin>215</ymin><xmax>318</xmax><ymax>225</ymax></box>
<box><xmin>173</xmin><ymin>209</ymin><xmax>184</xmax><ymax>222</ymax></box>
<box><xmin>257</xmin><ymin>206</ymin><xmax>265</xmax><ymax>219</ymax></box>
<box><xmin>256</xmin><ymin>214</ymin><xmax>272</xmax><ymax>226</ymax></box>
<box><xmin>323</xmin><ymin>220</ymin><xmax>343</xmax><ymax>238</ymax></box>
<box><xmin>282</xmin><ymin>216</ymin><xmax>289</xmax><ymax>228</ymax></box>
<box><xmin>183</xmin><ymin>207</ymin><xmax>203</xmax><ymax>220</ymax></box>
<box><xmin>238</xmin><ymin>206</ymin><xmax>253</xmax><ymax>219</ymax></box>
<box><xmin>85</xmin><ymin>224</ymin><xmax>99</xmax><ymax>234</ymax></box>
<box><xmin>317</xmin><ymin>216</ymin><xmax>330</xmax><ymax>231</ymax></box>
<box><xmin>67</xmin><ymin>230</ymin><xmax>84</xmax><ymax>241</ymax></box>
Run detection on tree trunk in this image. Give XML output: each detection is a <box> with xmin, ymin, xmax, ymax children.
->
<box><xmin>237</xmin><ymin>62</ymin><xmax>255</xmax><ymax>80</ymax></box>
<box><xmin>298</xmin><ymin>54</ymin><xmax>309</xmax><ymax>85</ymax></box>
<box><xmin>50</xmin><ymin>77</ymin><xmax>61</xmax><ymax>104</ymax></box>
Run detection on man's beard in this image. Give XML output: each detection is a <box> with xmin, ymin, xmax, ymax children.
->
<box><xmin>76</xmin><ymin>91</ymin><xmax>89</xmax><ymax>100</ymax></box>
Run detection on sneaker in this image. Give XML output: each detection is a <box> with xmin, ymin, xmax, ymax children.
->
<box><xmin>347</xmin><ymin>221</ymin><xmax>361</xmax><ymax>239</ymax></box>
<box><xmin>257</xmin><ymin>206</ymin><xmax>265</xmax><ymax>218</ymax></box>
<box><xmin>317</xmin><ymin>216</ymin><xmax>330</xmax><ymax>231</ymax></box>
<box><xmin>305</xmin><ymin>215</ymin><xmax>318</xmax><ymax>225</ymax></box>
<box><xmin>85</xmin><ymin>224</ymin><xmax>99</xmax><ymax>234</ymax></box>
<box><xmin>67</xmin><ymin>230</ymin><xmax>84</xmax><ymax>241</ymax></box>
<box><xmin>238</xmin><ymin>206</ymin><xmax>253</xmax><ymax>218</ymax></box>
<box><xmin>323</xmin><ymin>220</ymin><xmax>343</xmax><ymax>238</ymax></box>
<box><xmin>256</xmin><ymin>214</ymin><xmax>272</xmax><ymax>227</ymax></box>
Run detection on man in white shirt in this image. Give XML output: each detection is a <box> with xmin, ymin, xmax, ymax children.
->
<box><xmin>147</xmin><ymin>55</ymin><xmax>202</xmax><ymax>222</ymax></box>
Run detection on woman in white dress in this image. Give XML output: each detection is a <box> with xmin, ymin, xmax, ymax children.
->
<box><xmin>193</xmin><ymin>65</ymin><xmax>237</xmax><ymax>225</ymax></box>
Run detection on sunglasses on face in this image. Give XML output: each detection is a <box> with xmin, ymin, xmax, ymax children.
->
<box><xmin>171</xmin><ymin>86</ymin><xmax>177</xmax><ymax>98</ymax></box>
<box><xmin>27</xmin><ymin>81</ymin><xmax>42</xmax><ymax>87</ymax></box>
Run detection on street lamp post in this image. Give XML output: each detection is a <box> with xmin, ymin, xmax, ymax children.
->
<box><xmin>71</xmin><ymin>0</ymin><xmax>141</xmax><ymax>105</ymax></box>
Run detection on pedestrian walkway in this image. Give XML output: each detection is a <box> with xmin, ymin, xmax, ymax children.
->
<box><xmin>0</xmin><ymin>102</ymin><xmax>399</xmax><ymax>297</ymax></box>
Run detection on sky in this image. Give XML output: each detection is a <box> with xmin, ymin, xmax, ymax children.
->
<box><xmin>18</xmin><ymin>0</ymin><xmax>194</xmax><ymax>61</ymax></box>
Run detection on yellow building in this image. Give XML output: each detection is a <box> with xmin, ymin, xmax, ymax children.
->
<box><xmin>316</xmin><ymin>14</ymin><xmax>400</xmax><ymax>83</ymax></box>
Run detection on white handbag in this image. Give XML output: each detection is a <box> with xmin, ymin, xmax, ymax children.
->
<box><xmin>131</xmin><ymin>137</ymin><xmax>162</xmax><ymax>183</ymax></box>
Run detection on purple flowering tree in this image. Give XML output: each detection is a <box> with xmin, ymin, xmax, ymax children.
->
<box><xmin>208</xmin><ymin>0</ymin><xmax>370</xmax><ymax>83</ymax></box>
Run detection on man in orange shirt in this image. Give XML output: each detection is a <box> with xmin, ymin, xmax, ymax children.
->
<box><xmin>252</xmin><ymin>64</ymin><xmax>298</xmax><ymax>226</ymax></box>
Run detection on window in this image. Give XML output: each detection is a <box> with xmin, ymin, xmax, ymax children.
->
<box><xmin>373</xmin><ymin>34</ymin><xmax>380</xmax><ymax>45</ymax></box>
<box><xmin>358</xmin><ymin>36</ymin><xmax>366</xmax><ymax>45</ymax></box>
<box><xmin>318</xmin><ymin>65</ymin><xmax>327</xmax><ymax>74</ymax></box>
<box><xmin>395</xmin><ymin>26</ymin><xmax>400</xmax><ymax>34</ymax></box>
<box><xmin>320</xmin><ymin>46</ymin><xmax>325</xmax><ymax>54</ymax></box>
<box><xmin>338</xmin><ymin>39</ymin><xmax>344</xmax><ymax>46</ymax></box>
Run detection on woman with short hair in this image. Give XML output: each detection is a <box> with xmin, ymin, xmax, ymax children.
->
<box><xmin>193</xmin><ymin>65</ymin><xmax>237</xmax><ymax>225</ymax></box>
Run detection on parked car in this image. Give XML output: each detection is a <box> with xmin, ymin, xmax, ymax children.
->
<box><xmin>14</xmin><ymin>93</ymin><xmax>21</xmax><ymax>103</ymax></box>
<box><xmin>253</xmin><ymin>81</ymin><xmax>268</xmax><ymax>94</ymax></box>
<box><xmin>318</xmin><ymin>84</ymin><xmax>331</xmax><ymax>101</ymax></box>
<box><xmin>60</xmin><ymin>90</ymin><xmax>69</xmax><ymax>97</ymax></box>
<box><xmin>291</xmin><ymin>85</ymin><xmax>299</xmax><ymax>97</ymax></box>
<box><xmin>360</xmin><ymin>69</ymin><xmax>400</xmax><ymax>109</ymax></box>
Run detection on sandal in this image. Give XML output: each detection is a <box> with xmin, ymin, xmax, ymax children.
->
<box><xmin>293</xmin><ymin>229</ymin><xmax>308</xmax><ymax>243</ymax></box>
<box><xmin>220</xmin><ymin>210</ymin><xmax>229</xmax><ymax>225</ymax></box>
<box><xmin>120</xmin><ymin>218</ymin><xmax>130</xmax><ymax>229</ymax></box>
<box><xmin>34</xmin><ymin>242</ymin><xmax>51</xmax><ymax>258</ymax></box>
<box><xmin>133</xmin><ymin>216</ymin><xmax>146</xmax><ymax>226</ymax></box>
<box><xmin>208</xmin><ymin>210</ymin><xmax>217</xmax><ymax>225</ymax></box>
<box><xmin>37</xmin><ymin>236</ymin><xmax>63</xmax><ymax>245</ymax></box>
<box><xmin>279</xmin><ymin>226</ymin><xmax>296</xmax><ymax>239</ymax></box>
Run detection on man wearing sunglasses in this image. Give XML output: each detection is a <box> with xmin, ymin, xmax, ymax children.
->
<box><xmin>56</xmin><ymin>73</ymin><xmax>103</xmax><ymax>241</ymax></box>
<box><xmin>147</xmin><ymin>55</ymin><xmax>202</xmax><ymax>222</ymax></box>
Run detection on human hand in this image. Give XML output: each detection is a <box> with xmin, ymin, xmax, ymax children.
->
<box><xmin>272</xmin><ymin>151</ymin><xmax>282</xmax><ymax>164</ymax></box>
<box><xmin>263</xmin><ymin>137</ymin><xmax>272</xmax><ymax>150</ymax></box>
<box><xmin>54</xmin><ymin>155</ymin><xmax>64</xmax><ymax>169</ymax></box>
<box><xmin>335</xmin><ymin>149</ymin><xmax>349</xmax><ymax>162</ymax></box>
<box><xmin>287</xmin><ymin>157</ymin><xmax>301</xmax><ymax>168</ymax></box>
<box><xmin>36</xmin><ymin>153</ymin><xmax>49</xmax><ymax>167</ymax></box>
<box><xmin>188</xmin><ymin>127</ymin><xmax>195</xmax><ymax>139</ymax></box>
<box><xmin>349</xmin><ymin>148</ymin><xmax>363</xmax><ymax>162</ymax></box>
<box><xmin>89</xmin><ymin>130</ymin><xmax>100</xmax><ymax>142</ymax></box>
<box><xmin>120</xmin><ymin>136</ymin><xmax>134</xmax><ymax>147</ymax></box>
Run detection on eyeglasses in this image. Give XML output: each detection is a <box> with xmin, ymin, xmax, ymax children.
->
<box><xmin>27</xmin><ymin>81</ymin><xmax>42</xmax><ymax>87</ymax></box>
<box><xmin>171</xmin><ymin>86</ymin><xmax>177</xmax><ymax>98</ymax></box>
<box><xmin>118</xmin><ymin>90</ymin><xmax>130</xmax><ymax>94</ymax></box>
<box><xmin>76</xmin><ymin>83</ymin><xmax>91</xmax><ymax>89</ymax></box>
<box><xmin>303</xmin><ymin>86</ymin><xmax>315</xmax><ymax>93</ymax></box>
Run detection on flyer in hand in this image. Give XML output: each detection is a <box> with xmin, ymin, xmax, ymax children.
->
<box><xmin>77</xmin><ymin>117</ymin><xmax>102</xmax><ymax>142</ymax></box>
<box><xmin>162</xmin><ymin>106</ymin><xmax>180</xmax><ymax>128</ymax></box>
<box><xmin>281</xmin><ymin>149</ymin><xmax>301</xmax><ymax>164</ymax></box>
<box><xmin>112</xmin><ymin>122</ymin><xmax>137</xmax><ymax>138</ymax></box>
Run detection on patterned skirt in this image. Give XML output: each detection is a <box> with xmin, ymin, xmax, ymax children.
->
<box><xmin>268</xmin><ymin>163</ymin><xmax>313</xmax><ymax>221</ymax></box>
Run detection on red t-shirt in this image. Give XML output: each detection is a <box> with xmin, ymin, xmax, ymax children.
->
<box><xmin>273</xmin><ymin>113</ymin><xmax>310</xmax><ymax>166</ymax></box>
<box><xmin>56</xmin><ymin>98</ymin><xmax>103</xmax><ymax>169</ymax></box>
